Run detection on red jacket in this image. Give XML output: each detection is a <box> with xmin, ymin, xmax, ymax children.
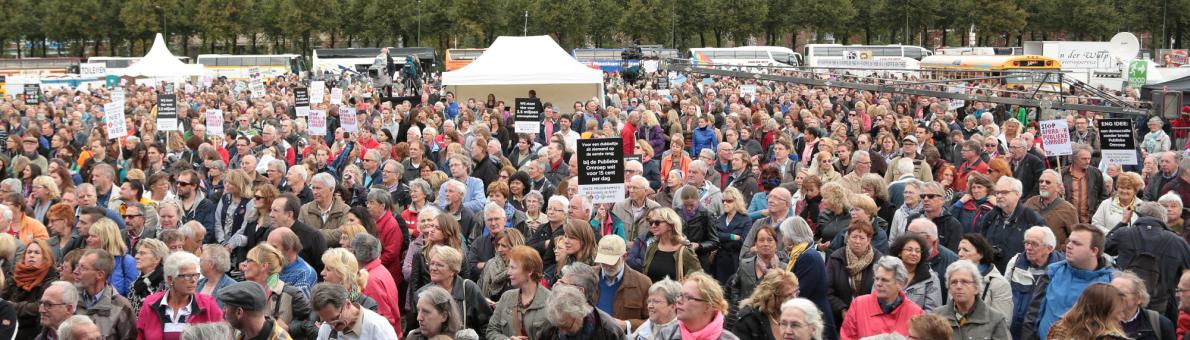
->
<box><xmin>364</xmin><ymin>259</ymin><xmax>403</xmax><ymax>334</ymax></box>
<box><xmin>376</xmin><ymin>210</ymin><xmax>405</xmax><ymax>284</ymax></box>
<box><xmin>955</xmin><ymin>158</ymin><xmax>989</xmax><ymax>192</ymax></box>
<box><xmin>839</xmin><ymin>292</ymin><xmax>923</xmax><ymax>340</ymax></box>
<box><xmin>621</xmin><ymin>122</ymin><xmax>638</xmax><ymax>154</ymax></box>
<box><xmin>135</xmin><ymin>291</ymin><xmax>224</xmax><ymax>340</ymax></box>
<box><xmin>1178</xmin><ymin>311</ymin><xmax>1190</xmax><ymax>338</ymax></box>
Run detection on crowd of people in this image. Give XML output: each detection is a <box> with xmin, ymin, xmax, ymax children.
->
<box><xmin>0</xmin><ymin>63</ymin><xmax>1189</xmax><ymax>340</ymax></box>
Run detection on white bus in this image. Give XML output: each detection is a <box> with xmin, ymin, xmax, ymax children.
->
<box><xmin>688</xmin><ymin>46</ymin><xmax>801</xmax><ymax>72</ymax></box>
<box><xmin>802</xmin><ymin>44</ymin><xmax>930</xmax><ymax>75</ymax></box>
<box><xmin>196</xmin><ymin>54</ymin><xmax>305</xmax><ymax>80</ymax></box>
<box><xmin>87</xmin><ymin>56</ymin><xmax>190</xmax><ymax>74</ymax></box>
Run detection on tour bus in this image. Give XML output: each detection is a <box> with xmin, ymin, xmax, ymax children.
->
<box><xmin>0</xmin><ymin>58</ymin><xmax>80</xmax><ymax>77</ymax></box>
<box><xmin>196</xmin><ymin>54</ymin><xmax>306</xmax><ymax>80</ymax></box>
<box><xmin>445</xmin><ymin>48</ymin><xmax>485</xmax><ymax>71</ymax></box>
<box><xmin>935</xmin><ymin>47</ymin><xmax>1024</xmax><ymax>56</ymax></box>
<box><xmin>311</xmin><ymin>47</ymin><xmax>437</xmax><ymax>76</ymax></box>
<box><xmin>802</xmin><ymin>44</ymin><xmax>931</xmax><ymax>75</ymax></box>
<box><xmin>87</xmin><ymin>56</ymin><xmax>190</xmax><ymax>75</ymax></box>
<box><xmin>920</xmin><ymin>55</ymin><xmax>1063</xmax><ymax>89</ymax></box>
<box><xmin>573</xmin><ymin>47</ymin><xmax>680</xmax><ymax>72</ymax></box>
<box><xmin>688</xmin><ymin>46</ymin><xmax>801</xmax><ymax>72</ymax></box>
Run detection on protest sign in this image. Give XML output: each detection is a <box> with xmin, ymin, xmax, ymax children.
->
<box><xmin>514</xmin><ymin>98</ymin><xmax>543</xmax><ymax>134</ymax></box>
<box><xmin>294</xmin><ymin>88</ymin><xmax>310</xmax><ymax>117</ymax></box>
<box><xmin>1097</xmin><ymin>118</ymin><xmax>1137</xmax><ymax>165</ymax></box>
<box><xmin>577</xmin><ymin>138</ymin><xmax>625</xmax><ymax>204</ymax></box>
<box><xmin>739</xmin><ymin>84</ymin><xmax>757</xmax><ymax>98</ymax></box>
<box><xmin>105</xmin><ymin>102</ymin><xmax>127</xmax><ymax>139</ymax></box>
<box><xmin>1039</xmin><ymin>119</ymin><xmax>1072</xmax><ymax>156</ymax></box>
<box><xmin>23</xmin><ymin>84</ymin><xmax>39</xmax><ymax>104</ymax></box>
<box><xmin>111</xmin><ymin>88</ymin><xmax>125</xmax><ymax>104</ymax></box>
<box><xmin>250</xmin><ymin>80</ymin><xmax>265</xmax><ymax>98</ymax></box>
<box><xmin>205</xmin><ymin>109</ymin><xmax>224</xmax><ymax>136</ymax></box>
<box><xmin>163</xmin><ymin>82</ymin><xmax>175</xmax><ymax>95</ymax></box>
<box><xmin>330</xmin><ymin>87</ymin><xmax>343</xmax><ymax>105</ymax></box>
<box><xmin>157</xmin><ymin>94</ymin><xmax>178</xmax><ymax>131</ymax></box>
<box><xmin>339</xmin><ymin>107</ymin><xmax>358</xmax><ymax>133</ymax></box>
<box><xmin>308</xmin><ymin>110</ymin><xmax>328</xmax><ymax>135</ymax></box>
<box><xmin>310</xmin><ymin>81</ymin><xmax>325</xmax><ymax>104</ymax></box>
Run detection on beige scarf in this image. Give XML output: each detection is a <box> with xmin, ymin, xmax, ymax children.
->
<box><xmin>844</xmin><ymin>245</ymin><xmax>874</xmax><ymax>293</ymax></box>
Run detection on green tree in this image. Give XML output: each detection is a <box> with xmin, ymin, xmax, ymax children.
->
<box><xmin>195</xmin><ymin>0</ymin><xmax>242</xmax><ymax>53</ymax></box>
<box><xmin>798</xmin><ymin>0</ymin><xmax>855</xmax><ymax>43</ymax></box>
<box><xmin>846</xmin><ymin>0</ymin><xmax>886</xmax><ymax>44</ymax></box>
<box><xmin>588</xmin><ymin>0</ymin><xmax>624</xmax><ymax>47</ymax></box>
<box><xmin>530</xmin><ymin>0</ymin><xmax>590</xmax><ymax>48</ymax></box>
<box><xmin>119</xmin><ymin>0</ymin><xmax>157</xmax><ymax>54</ymax></box>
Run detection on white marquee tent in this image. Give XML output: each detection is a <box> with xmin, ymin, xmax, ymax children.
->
<box><xmin>442</xmin><ymin>35</ymin><xmax>604</xmax><ymax>111</ymax></box>
<box><xmin>118</xmin><ymin>33</ymin><xmax>205</xmax><ymax>78</ymax></box>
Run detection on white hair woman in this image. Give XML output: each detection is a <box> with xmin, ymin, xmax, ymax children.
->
<box><xmin>134</xmin><ymin>251</ymin><xmax>224</xmax><ymax>339</ymax></box>
<box><xmin>779</xmin><ymin>298</ymin><xmax>825</xmax><ymax>340</ymax></box>
<box><xmin>631</xmin><ymin>278</ymin><xmax>682</xmax><ymax>339</ymax></box>
<box><xmin>406</xmin><ymin>286</ymin><xmax>463</xmax><ymax>340</ymax></box>
<box><xmin>936</xmin><ymin>260</ymin><xmax>1010</xmax><ymax>338</ymax></box>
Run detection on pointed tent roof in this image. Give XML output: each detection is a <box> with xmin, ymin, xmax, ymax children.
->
<box><xmin>118</xmin><ymin>33</ymin><xmax>205</xmax><ymax>77</ymax></box>
<box><xmin>442</xmin><ymin>35</ymin><xmax>602</xmax><ymax>85</ymax></box>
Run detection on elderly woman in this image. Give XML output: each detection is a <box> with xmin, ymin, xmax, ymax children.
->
<box><xmin>775</xmin><ymin>216</ymin><xmax>837</xmax><ymax>335</ymax></box>
<box><xmin>320</xmin><ymin>248</ymin><xmax>379</xmax><ymax>309</ymax></box>
<box><xmin>86</xmin><ymin>218</ymin><xmax>138</xmax><ymax>296</ymax></box>
<box><xmin>778</xmin><ymin>298</ymin><xmax>826</xmax><ymax>340</ymax></box>
<box><xmin>487</xmin><ymin>245</ymin><xmax>552</xmax><ymax>340</ymax></box>
<box><xmin>28</xmin><ymin>175</ymin><xmax>59</xmax><ymax>224</ymax></box>
<box><xmin>826</xmin><ymin>219</ymin><xmax>882</xmax><ymax>325</ymax></box>
<box><xmin>240</xmin><ymin>243</ymin><xmax>316</xmax><ymax>338</ymax></box>
<box><xmin>45</xmin><ymin>202</ymin><xmax>78</xmax><ymax>262</ymax></box>
<box><xmin>1</xmin><ymin>239</ymin><xmax>56</xmax><ymax>339</ymax></box>
<box><xmin>417</xmin><ymin>245</ymin><xmax>492</xmax><ymax>334</ymax></box>
<box><xmin>728</xmin><ymin>225</ymin><xmax>787</xmax><ymax>313</ymax></box>
<box><xmin>134</xmin><ymin>252</ymin><xmax>224</xmax><ymax>340</ymax></box>
<box><xmin>1093</xmin><ymin>171</ymin><xmax>1145</xmax><ymax>231</ymax></box>
<box><xmin>732</xmin><ymin>271</ymin><xmax>800</xmax><ymax>340</ymax></box>
<box><xmin>827</xmin><ymin>194</ymin><xmax>890</xmax><ymax>255</ymax></box>
<box><xmin>815</xmin><ymin>182</ymin><xmax>851</xmax><ymax>248</ymax></box>
<box><xmin>478</xmin><ymin>229</ymin><xmax>527</xmax><ymax>302</ymax></box>
<box><xmin>1142</xmin><ymin>116</ymin><xmax>1172</xmax><ymax>155</ymax></box>
<box><xmin>406</xmin><ymin>286</ymin><xmax>465</xmax><ymax>339</ymax></box>
<box><xmin>522</xmin><ymin>191</ymin><xmax>548</xmax><ymax>236</ymax></box>
<box><xmin>655</xmin><ymin>272</ymin><xmax>738</xmax><ymax>339</ymax></box>
<box><xmin>956</xmin><ymin>233</ymin><xmax>1013</xmax><ymax>318</ymax></box>
<box><xmin>1112</xmin><ymin>271</ymin><xmax>1177</xmax><ymax>339</ymax></box>
<box><xmin>657</xmin><ymin>169</ymin><xmax>684</xmax><ymax>208</ymax></box>
<box><xmin>366</xmin><ymin>188</ymin><xmax>407</xmax><ymax>285</ymax></box>
<box><xmin>638</xmin><ymin>207</ymin><xmax>702</xmax><ymax>283</ymax></box>
<box><xmin>631</xmin><ymin>278</ymin><xmax>682</xmax><ymax>339</ymax></box>
<box><xmin>675</xmin><ymin>185</ymin><xmax>720</xmax><ymax>265</ymax></box>
<box><xmin>196</xmin><ymin>244</ymin><xmax>235</xmax><ymax>307</ymax></box>
<box><xmin>1159</xmin><ymin>192</ymin><xmax>1186</xmax><ymax>237</ymax></box>
<box><xmin>403</xmin><ymin>179</ymin><xmax>434</xmax><ymax>239</ymax></box>
<box><xmin>932</xmin><ymin>260</ymin><xmax>1009</xmax><ymax>337</ymax></box>
<box><xmin>891</xmin><ymin>234</ymin><xmax>942</xmax><ymax>312</ymax></box>
<box><xmin>129</xmin><ymin>238</ymin><xmax>169</xmax><ymax>307</ymax></box>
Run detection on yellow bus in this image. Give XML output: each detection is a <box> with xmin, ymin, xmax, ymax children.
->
<box><xmin>445</xmin><ymin>48</ymin><xmax>485</xmax><ymax>71</ymax></box>
<box><xmin>920</xmin><ymin>55</ymin><xmax>1062</xmax><ymax>87</ymax></box>
<box><xmin>196</xmin><ymin>54</ymin><xmax>305</xmax><ymax>80</ymax></box>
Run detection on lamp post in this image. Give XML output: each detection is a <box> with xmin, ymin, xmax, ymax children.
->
<box><xmin>153</xmin><ymin>5</ymin><xmax>167</xmax><ymax>40</ymax></box>
<box><xmin>417</xmin><ymin>0</ymin><xmax>422</xmax><ymax>46</ymax></box>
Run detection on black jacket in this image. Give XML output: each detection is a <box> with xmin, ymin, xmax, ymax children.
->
<box><xmin>1012</xmin><ymin>153</ymin><xmax>1046</xmax><ymax>200</ymax></box>
<box><xmin>979</xmin><ymin>203</ymin><xmax>1045</xmax><ymax>272</ymax></box>
<box><xmin>826</xmin><ymin>247</ymin><xmax>882</xmax><ymax>323</ymax></box>
<box><xmin>1106</xmin><ymin>216</ymin><xmax>1190</xmax><ymax>317</ymax></box>
<box><xmin>679</xmin><ymin>207</ymin><xmax>721</xmax><ymax>264</ymax></box>
<box><xmin>732</xmin><ymin>306</ymin><xmax>777</xmax><ymax>340</ymax></box>
<box><xmin>910</xmin><ymin>210</ymin><xmax>964</xmax><ymax>252</ymax></box>
<box><xmin>1126</xmin><ymin>309</ymin><xmax>1176</xmax><ymax>340</ymax></box>
<box><xmin>534</xmin><ymin>309</ymin><xmax>624</xmax><ymax>340</ymax></box>
<box><xmin>290</xmin><ymin>221</ymin><xmax>328</xmax><ymax>274</ymax></box>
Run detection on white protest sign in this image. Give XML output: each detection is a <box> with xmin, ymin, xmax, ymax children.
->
<box><xmin>310</xmin><ymin>81</ymin><xmax>325</xmax><ymax>104</ymax></box>
<box><xmin>104</xmin><ymin>102</ymin><xmax>127</xmax><ymax>139</ymax></box>
<box><xmin>739</xmin><ymin>84</ymin><xmax>757</xmax><ymax>98</ymax></box>
<box><xmin>339</xmin><ymin>107</ymin><xmax>358</xmax><ymax>133</ymax></box>
<box><xmin>1039</xmin><ymin>119</ymin><xmax>1072</xmax><ymax>156</ymax></box>
<box><xmin>205</xmin><ymin>109</ymin><xmax>225</xmax><ymax>136</ymax></box>
<box><xmin>947</xmin><ymin>86</ymin><xmax>965</xmax><ymax>110</ymax></box>
<box><xmin>330</xmin><ymin>87</ymin><xmax>343</xmax><ymax>105</ymax></box>
<box><xmin>250</xmin><ymin>80</ymin><xmax>265</xmax><ymax>98</ymax></box>
<box><xmin>110</xmin><ymin>88</ymin><xmax>125</xmax><ymax>104</ymax></box>
<box><xmin>308</xmin><ymin>110</ymin><xmax>328</xmax><ymax>135</ymax></box>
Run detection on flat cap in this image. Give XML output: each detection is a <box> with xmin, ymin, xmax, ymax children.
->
<box><xmin>216</xmin><ymin>281</ymin><xmax>268</xmax><ymax>311</ymax></box>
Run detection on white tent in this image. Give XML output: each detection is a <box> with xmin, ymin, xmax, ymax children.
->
<box><xmin>118</xmin><ymin>33</ymin><xmax>205</xmax><ymax>78</ymax></box>
<box><xmin>442</xmin><ymin>35</ymin><xmax>603</xmax><ymax>110</ymax></box>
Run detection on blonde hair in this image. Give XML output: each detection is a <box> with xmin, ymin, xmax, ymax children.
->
<box><xmin>321</xmin><ymin>248</ymin><xmax>368</xmax><ymax>291</ymax></box>
<box><xmin>650</xmin><ymin>207</ymin><xmax>687</xmax><ymax>244</ymax></box>
<box><xmin>247</xmin><ymin>243</ymin><xmax>285</xmax><ymax>275</ymax></box>
<box><xmin>721</xmin><ymin>187</ymin><xmax>748</xmax><ymax>215</ymax></box>
<box><xmin>89</xmin><ymin>219</ymin><xmax>127</xmax><ymax>255</ymax></box>
<box><xmin>0</xmin><ymin>234</ymin><xmax>16</xmax><ymax>266</ymax></box>
<box><xmin>224</xmin><ymin>169</ymin><xmax>255</xmax><ymax>199</ymax></box>
<box><xmin>685</xmin><ymin>271</ymin><xmax>728</xmax><ymax>314</ymax></box>
<box><xmin>849</xmin><ymin>193</ymin><xmax>879</xmax><ymax>217</ymax></box>
<box><xmin>339</xmin><ymin>224</ymin><xmax>367</xmax><ymax>242</ymax></box>
<box><xmin>820</xmin><ymin>182</ymin><xmax>850</xmax><ymax>213</ymax></box>
<box><xmin>33</xmin><ymin>175</ymin><xmax>60</xmax><ymax>198</ymax></box>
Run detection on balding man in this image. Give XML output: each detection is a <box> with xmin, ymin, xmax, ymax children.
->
<box><xmin>613</xmin><ymin>176</ymin><xmax>661</xmax><ymax>241</ymax></box>
<box><xmin>740</xmin><ymin>187</ymin><xmax>794</xmax><ymax>260</ymax></box>
<box><xmin>1023</xmin><ymin>170</ymin><xmax>1078</xmax><ymax>247</ymax></box>
<box><xmin>268</xmin><ymin>227</ymin><xmax>317</xmax><ymax>297</ymax></box>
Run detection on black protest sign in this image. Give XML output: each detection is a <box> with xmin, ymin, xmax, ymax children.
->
<box><xmin>24</xmin><ymin>84</ymin><xmax>39</xmax><ymax>104</ymax></box>
<box><xmin>577</xmin><ymin>138</ymin><xmax>625</xmax><ymax>204</ymax></box>
<box><xmin>295</xmin><ymin>88</ymin><xmax>310</xmax><ymax>117</ymax></box>
<box><xmin>514</xmin><ymin>97</ymin><xmax>543</xmax><ymax>134</ymax></box>
<box><xmin>657</xmin><ymin>74</ymin><xmax>669</xmax><ymax>89</ymax></box>
<box><xmin>157</xmin><ymin>94</ymin><xmax>179</xmax><ymax>131</ymax></box>
<box><xmin>1097</xmin><ymin>118</ymin><xmax>1137</xmax><ymax>165</ymax></box>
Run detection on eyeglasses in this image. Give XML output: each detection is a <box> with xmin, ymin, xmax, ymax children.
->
<box><xmin>919</xmin><ymin>193</ymin><xmax>941</xmax><ymax>199</ymax></box>
<box><xmin>176</xmin><ymin>181</ymin><xmax>195</xmax><ymax>187</ymax></box>
<box><xmin>993</xmin><ymin>190</ymin><xmax>1015</xmax><ymax>196</ymax></box>
<box><xmin>122</xmin><ymin>214</ymin><xmax>142</xmax><ymax>219</ymax></box>
<box><xmin>677</xmin><ymin>293</ymin><xmax>707</xmax><ymax>303</ymax></box>
<box><xmin>39</xmin><ymin>301</ymin><xmax>68</xmax><ymax>309</ymax></box>
<box><xmin>723</xmin><ymin>199</ymin><xmax>735</xmax><ymax>204</ymax></box>
<box><xmin>948</xmin><ymin>279</ymin><xmax>976</xmax><ymax>287</ymax></box>
<box><xmin>985</xmin><ymin>144</ymin><xmax>997</xmax><ymax>147</ymax></box>
<box><xmin>174</xmin><ymin>273</ymin><xmax>201</xmax><ymax>281</ymax></box>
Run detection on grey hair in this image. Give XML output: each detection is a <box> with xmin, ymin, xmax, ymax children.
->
<box><xmin>57</xmin><ymin>315</ymin><xmax>97</xmax><ymax>340</ymax></box>
<box><xmin>780</xmin><ymin>216</ymin><xmax>815</xmax><ymax>245</ymax></box>
<box><xmin>780</xmin><ymin>298</ymin><xmax>824</xmax><ymax>340</ymax></box>
<box><xmin>416</xmin><ymin>285</ymin><xmax>463</xmax><ymax>334</ymax></box>
<box><xmin>418</xmin><ymin>205</ymin><xmax>442</xmax><ymax>220</ymax></box>
<box><xmin>548</xmin><ymin>195</ymin><xmax>570</xmax><ymax>212</ymax></box>
<box><xmin>875</xmin><ymin>256</ymin><xmax>910</xmax><ymax>286</ymax></box>
<box><xmin>1135</xmin><ymin>201</ymin><xmax>1167</xmax><ymax>224</ymax></box>
<box><xmin>894</xmin><ymin>158</ymin><xmax>915</xmax><ymax>177</ymax></box>
<box><xmin>678</xmin><ymin>185</ymin><xmax>700</xmax><ymax>201</ymax></box>
<box><xmin>1026</xmin><ymin>226</ymin><xmax>1057</xmax><ymax>249</ymax></box>
<box><xmin>48</xmin><ymin>280</ymin><xmax>78</xmax><ymax>306</ymax></box>
<box><xmin>483</xmin><ymin>202</ymin><xmax>506</xmax><ymax>218</ymax></box>
<box><xmin>862</xmin><ymin>333</ymin><xmax>909</xmax><ymax>340</ymax></box>
<box><xmin>689</xmin><ymin>159</ymin><xmax>708</xmax><ymax>174</ymax></box>
<box><xmin>309</xmin><ymin>282</ymin><xmax>350</xmax><ymax>310</ymax></box>
<box><xmin>268</xmin><ymin>158</ymin><xmax>286</xmax><ymax>173</ymax></box>
<box><xmin>0</xmin><ymin>204</ymin><xmax>11</xmax><ymax>223</ymax></box>
<box><xmin>626</xmin><ymin>160</ymin><xmax>643</xmax><ymax>171</ymax></box>
<box><xmin>201</xmin><ymin>244</ymin><xmax>232</xmax><ymax>273</ymax></box>
<box><xmin>180</xmin><ymin>322</ymin><xmax>234</xmax><ymax>340</ymax></box>
<box><xmin>287</xmin><ymin>164</ymin><xmax>309</xmax><ymax>182</ymax></box>
<box><xmin>350</xmin><ymin>233</ymin><xmax>382</xmax><ymax>264</ymax></box>
<box><xmin>647</xmin><ymin>278</ymin><xmax>683</xmax><ymax>305</ymax></box>
<box><xmin>1159</xmin><ymin>192</ymin><xmax>1184</xmax><ymax>211</ymax></box>
<box><xmin>903</xmin><ymin>179</ymin><xmax>924</xmax><ymax>194</ymax></box>
<box><xmin>381</xmin><ymin>160</ymin><xmax>402</xmax><ymax>178</ymax></box>
<box><xmin>668</xmin><ymin>169</ymin><xmax>684</xmax><ymax>183</ymax></box>
<box><xmin>157</xmin><ymin>201</ymin><xmax>180</xmax><ymax>217</ymax></box>
<box><xmin>0</xmin><ymin>179</ymin><xmax>21</xmax><ymax>195</ymax></box>
<box><xmin>311</xmin><ymin>172</ymin><xmax>337</xmax><ymax>189</ymax></box>
<box><xmin>408</xmin><ymin>179</ymin><xmax>434</xmax><ymax>202</ymax></box>
<box><xmin>908</xmin><ymin>217</ymin><xmax>938</xmax><ymax>240</ymax></box>
<box><xmin>920</xmin><ymin>181</ymin><xmax>943</xmax><ymax>195</ymax></box>
<box><xmin>698</xmin><ymin>149</ymin><xmax>715</xmax><ymax>160</ymax></box>
<box><xmin>945</xmin><ymin>259</ymin><xmax>985</xmax><ymax>295</ymax></box>
<box><xmin>630</xmin><ymin>175</ymin><xmax>649</xmax><ymax>188</ymax></box>
<box><xmin>163</xmin><ymin>248</ymin><xmax>199</xmax><ymax>280</ymax></box>
<box><xmin>1114</xmin><ymin>270</ymin><xmax>1152</xmax><ymax>306</ymax></box>
<box><xmin>560</xmin><ymin>262</ymin><xmax>599</xmax><ymax>304</ymax></box>
<box><xmin>545</xmin><ymin>285</ymin><xmax>594</xmax><ymax>325</ymax></box>
<box><xmin>124</xmin><ymin>201</ymin><xmax>146</xmax><ymax>216</ymax></box>
<box><xmin>366</xmin><ymin>188</ymin><xmax>395</xmax><ymax>212</ymax></box>
<box><xmin>444</xmin><ymin>179</ymin><xmax>467</xmax><ymax>195</ymax></box>
<box><xmin>997</xmin><ymin>176</ymin><xmax>1023</xmax><ymax>194</ymax></box>
<box><xmin>850</xmin><ymin>150</ymin><xmax>870</xmax><ymax>168</ymax></box>
<box><xmin>179</xmin><ymin>221</ymin><xmax>203</xmax><ymax>241</ymax></box>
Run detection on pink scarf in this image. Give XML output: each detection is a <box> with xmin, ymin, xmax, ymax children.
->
<box><xmin>679</xmin><ymin>312</ymin><xmax>726</xmax><ymax>340</ymax></box>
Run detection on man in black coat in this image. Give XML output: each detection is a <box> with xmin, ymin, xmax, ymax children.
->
<box><xmin>980</xmin><ymin>177</ymin><xmax>1045</xmax><ymax>272</ymax></box>
<box><xmin>1105</xmin><ymin>202</ymin><xmax>1190</xmax><ymax>318</ymax></box>
<box><xmin>271</xmin><ymin>193</ymin><xmax>327</xmax><ymax>274</ymax></box>
<box><xmin>1009</xmin><ymin>137</ymin><xmax>1046</xmax><ymax>199</ymax></box>
<box><xmin>470</xmin><ymin>137</ymin><xmax>500</xmax><ymax>185</ymax></box>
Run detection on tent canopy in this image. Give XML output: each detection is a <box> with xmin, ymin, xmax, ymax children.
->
<box><xmin>1144</xmin><ymin>73</ymin><xmax>1190</xmax><ymax>92</ymax></box>
<box><xmin>442</xmin><ymin>35</ymin><xmax>602</xmax><ymax>86</ymax></box>
<box><xmin>118</xmin><ymin>33</ymin><xmax>205</xmax><ymax>78</ymax></box>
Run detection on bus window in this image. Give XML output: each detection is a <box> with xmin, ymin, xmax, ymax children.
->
<box><xmin>903</xmin><ymin>47</ymin><xmax>923</xmax><ymax>60</ymax></box>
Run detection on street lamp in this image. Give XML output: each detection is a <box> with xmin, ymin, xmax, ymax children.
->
<box><xmin>153</xmin><ymin>5</ymin><xmax>166</xmax><ymax>38</ymax></box>
<box><xmin>417</xmin><ymin>0</ymin><xmax>422</xmax><ymax>46</ymax></box>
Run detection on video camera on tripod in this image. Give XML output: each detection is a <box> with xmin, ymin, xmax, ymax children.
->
<box><xmin>621</xmin><ymin>45</ymin><xmax>644</xmax><ymax>84</ymax></box>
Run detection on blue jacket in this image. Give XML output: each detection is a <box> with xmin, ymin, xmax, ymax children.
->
<box><xmin>949</xmin><ymin>197</ymin><xmax>994</xmax><ymax>234</ymax></box>
<box><xmin>747</xmin><ymin>192</ymin><xmax>768</xmax><ymax>220</ymax></box>
<box><xmin>110</xmin><ymin>254</ymin><xmax>138</xmax><ymax>297</ymax></box>
<box><xmin>1024</xmin><ymin>256</ymin><xmax>1114</xmax><ymax>340</ymax></box>
<box><xmin>1007</xmin><ymin>251</ymin><xmax>1065</xmax><ymax>339</ymax></box>
<box><xmin>712</xmin><ymin>213</ymin><xmax>752</xmax><ymax>284</ymax></box>
<box><xmin>791</xmin><ymin>247</ymin><xmax>839</xmax><ymax>340</ymax></box>
<box><xmin>691</xmin><ymin>126</ymin><xmax>718</xmax><ymax>157</ymax></box>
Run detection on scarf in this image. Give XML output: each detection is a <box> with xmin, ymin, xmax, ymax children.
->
<box><xmin>13</xmin><ymin>257</ymin><xmax>52</xmax><ymax>291</ymax></box>
<box><xmin>679</xmin><ymin>312</ymin><xmax>726</xmax><ymax>340</ymax></box>
<box><xmin>845</xmin><ymin>244</ymin><xmax>874</xmax><ymax>293</ymax></box>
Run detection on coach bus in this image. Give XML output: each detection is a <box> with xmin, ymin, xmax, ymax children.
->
<box><xmin>573</xmin><ymin>47</ymin><xmax>680</xmax><ymax>72</ymax></box>
<box><xmin>920</xmin><ymin>55</ymin><xmax>1063</xmax><ymax>87</ymax></box>
<box><xmin>87</xmin><ymin>56</ymin><xmax>190</xmax><ymax>75</ymax></box>
<box><xmin>196</xmin><ymin>54</ymin><xmax>306</xmax><ymax>80</ymax></box>
<box><xmin>445</xmin><ymin>48</ymin><xmax>485</xmax><ymax>71</ymax></box>
<box><xmin>0</xmin><ymin>57</ymin><xmax>80</xmax><ymax>77</ymax></box>
<box><xmin>803</xmin><ymin>44</ymin><xmax>930</xmax><ymax>75</ymax></box>
<box><xmin>311</xmin><ymin>47</ymin><xmax>437</xmax><ymax>76</ymax></box>
<box><xmin>688</xmin><ymin>46</ymin><xmax>801</xmax><ymax>72</ymax></box>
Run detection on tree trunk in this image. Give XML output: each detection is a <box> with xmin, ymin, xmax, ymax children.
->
<box><xmin>183</xmin><ymin>33</ymin><xmax>190</xmax><ymax>56</ymax></box>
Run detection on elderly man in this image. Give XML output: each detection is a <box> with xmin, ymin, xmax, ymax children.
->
<box><xmin>265</xmin><ymin>158</ymin><xmax>288</xmax><ymax>189</ymax></box>
<box><xmin>979</xmin><ymin>177</ymin><xmax>1045</xmax><ymax>271</ymax></box>
<box><xmin>350</xmin><ymin>233</ymin><xmax>401</xmax><ymax>331</ymax></box>
<box><xmin>37</xmin><ymin>281</ymin><xmax>77</xmax><ymax>340</ymax></box>
<box><xmin>674</xmin><ymin>160</ymin><xmax>722</xmax><ymax>216</ymax></box>
<box><xmin>1111</xmin><ymin>271</ymin><xmax>1177</xmax><ymax>339</ymax></box>
<box><xmin>91</xmin><ymin>164</ymin><xmax>119</xmax><ymax>207</ymax></box>
<box><xmin>840</xmin><ymin>151</ymin><xmax>873</xmax><ymax>193</ymax></box>
<box><xmin>568</xmin><ymin>193</ymin><xmax>593</xmax><ymax>227</ymax></box>
<box><xmin>436</xmin><ymin>154</ymin><xmax>488</xmax><ymax>213</ymax></box>
<box><xmin>73</xmin><ymin>249</ymin><xmax>136</xmax><ymax>340</ymax></box>
<box><xmin>613</xmin><ymin>175</ymin><xmax>661</xmax><ymax>240</ymax></box>
<box><xmin>56</xmin><ymin>316</ymin><xmax>102</xmax><ymax>340</ymax></box>
<box><xmin>1063</xmin><ymin>144</ymin><xmax>1109</xmax><ymax>224</ymax></box>
<box><xmin>300</xmin><ymin>173</ymin><xmax>351</xmax><ymax>248</ymax></box>
<box><xmin>908</xmin><ymin>218</ymin><xmax>960</xmax><ymax>291</ymax></box>
<box><xmin>1106</xmin><ymin>201</ymin><xmax>1190</xmax><ymax>317</ymax></box>
<box><xmin>527</xmin><ymin>158</ymin><xmax>557</xmax><ymax>198</ymax></box>
<box><xmin>713</xmin><ymin>142</ymin><xmax>735</xmax><ymax>187</ymax></box>
<box><xmin>440</xmin><ymin>179</ymin><xmax>483</xmax><ymax>247</ymax></box>
<box><xmin>268</xmin><ymin>227</ymin><xmax>317</xmax><ymax>297</ymax></box>
<box><xmin>311</xmin><ymin>283</ymin><xmax>398</xmax><ymax>340</ymax></box>
<box><xmin>1161</xmin><ymin>158</ymin><xmax>1190</xmax><ymax>210</ymax></box>
<box><xmin>122</xmin><ymin>201</ymin><xmax>158</xmax><ymax>251</ymax></box>
<box><xmin>218</xmin><ymin>281</ymin><xmax>291</xmax><ymax>339</ymax></box>
<box><xmin>402</xmin><ymin>141</ymin><xmax>428</xmax><ymax>182</ymax></box>
<box><xmin>1009</xmin><ymin>137</ymin><xmax>1046</xmax><ymax>199</ymax></box>
<box><xmin>1023</xmin><ymin>170</ymin><xmax>1078</xmax><ymax>247</ymax></box>
<box><xmin>379</xmin><ymin>159</ymin><xmax>410</xmax><ymax>208</ymax></box>
<box><xmin>739</xmin><ymin>187</ymin><xmax>794</xmax><ymax>260</ymax></box>
<box><xmin>360</xmin><ymin>149</ymin><xmax>385</xmax><ymax>189</ymax></box>
<box><xmin>839</xmin><ymin>256</ymin><xmax>924</xmax><ymax>338</ymax></box>
<box><xmin>933</xmin><ymin>260</ymin><xmax>1011</xmax><ymax>339</ymax></box>
<box><xmin>284</xmin><ymin>164</ymin><xmax>314</xmax><ymax>204</ymax></box>
<box><xmin>592</xmin><ymin>235</ymin><xmax>652</xmax><ymax>333</ymax></box>
<box><xmin>1004</xmin><ymin>227</ymin><xmax>1065</xmax><ymax>338</ymax></box>
<box><xmin>1022</xmin><ymin>224</ymin><xmax>1114</xmax><ymax>340</ymax></box>
<box><xmin>464</xmin><ymin>202</ymin><xmax>508</xmax><ymax>281</ymax></box>
<box><xmin>1147</xmin><ymin>151</ymin><xmax>1182</xmax><ymax>200</ymax></box>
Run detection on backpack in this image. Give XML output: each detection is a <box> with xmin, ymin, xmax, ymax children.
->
<box><xmin>1124</xmin><ymin>227</ymin><xmax>1173</xmax><ymax>314</ymax></box>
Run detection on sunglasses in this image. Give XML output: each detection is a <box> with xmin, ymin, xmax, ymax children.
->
<box><xmin>648</xmin><ymin>219</ymin><xmax>667</xmax><ymax>226</ymax></box>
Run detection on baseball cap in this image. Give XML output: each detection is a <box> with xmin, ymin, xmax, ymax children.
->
<box><xmin>902</xmin><ymin>135</ymin><xmax>918</xmax><ymax>144</ymax></box>
<box><xmin>593</xmin><ymin>235</ymin><xmax>627</xmax><ymax>265</ymax></box>
<box><xmin>217</xmin><ymin>281</ymin><xmax>268</xmax><ymax>311</ymax></box>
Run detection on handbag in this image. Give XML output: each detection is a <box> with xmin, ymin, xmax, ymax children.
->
<box><xmin>677</xmin><ymin>245</ymin><xmax>687</xmax><ymax>282</ymax></box>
